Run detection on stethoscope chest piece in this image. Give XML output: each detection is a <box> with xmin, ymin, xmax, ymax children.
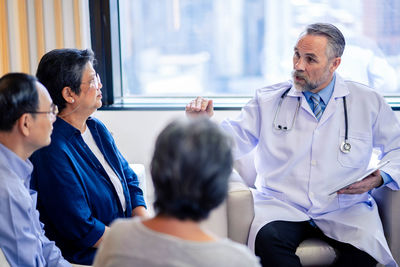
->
<box><xmin>340</xmin><ymin>141</ymin><xmax>351</xmax><ymax>153</ymax></box>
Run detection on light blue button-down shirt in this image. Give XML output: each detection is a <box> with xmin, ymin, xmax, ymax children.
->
<box><xmin>302</xmin><ymin>75</ymin><xmax>392</xmax><ymax>186</ymax></box>
<box><xmin>0</xmin><ymin>143</ymin><xmax>70</xmax><ymax>267</ymax></box>
<box><xmin>302</xmin><ymin>75</ymin><xmax>335</xmax><ymax>114</ymax></box>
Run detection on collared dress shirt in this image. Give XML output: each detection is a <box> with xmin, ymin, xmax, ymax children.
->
<box><xmin>0</xmin><ymin>143</ymin><xmax>70</xmax><ymax>267</ymax></box>
<box><xmin>30</xmin><ymin>117</ymin><xmax>146</xmax><ymax>265</ymax></box>
<box><xmin>302</xmin><ymin>74</ymin><xmax>336</xmax><ymax>113</ymax></box>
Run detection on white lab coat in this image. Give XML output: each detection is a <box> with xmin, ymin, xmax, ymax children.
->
<box><xmin>221</xmin><ymin>74</ymin><xmax>400</xmax><ymax>266</ymax></box>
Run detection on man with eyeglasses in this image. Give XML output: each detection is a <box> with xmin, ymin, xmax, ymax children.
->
<box><xmin>0</xmin><ymin>73</ymin><xmax>70</xmax><ymax>266</ymax></box>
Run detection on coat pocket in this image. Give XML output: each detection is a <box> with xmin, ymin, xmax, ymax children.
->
<box><xmin>337</xmin><ymin>130</ymin><xmax>372</xmax><ymax>168</ymax></box>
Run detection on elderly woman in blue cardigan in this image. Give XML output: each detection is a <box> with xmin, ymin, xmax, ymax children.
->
<box><xmin>30</xmin><ymin>49</ymin><xmax>147</xmax><ymax>265</ymax></box>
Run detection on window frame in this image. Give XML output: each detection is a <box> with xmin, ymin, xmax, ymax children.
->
<box><xmin>89</xmin><ymin>0</ymin><xmax>121</xmax><ymax>106</ymax></box>
<box><xmin>89</xmin><ymin>0</ymin><xmax>400</xmax><ymax>111</ymax></box>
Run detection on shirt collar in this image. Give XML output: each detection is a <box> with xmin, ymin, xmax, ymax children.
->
<box><xmin>54</xmin><ymin>116</ymin><xmax>95</xmax><ymax>140</ymax></box>
<box><xmin>0</xmin><ymin>142</ymin><xmax>33</xmax><ymax>186</ymax></box>
<box><xmin>303</xmin><ymin>74</ymin><xmax>336</xmax><ymax>104</ymax></box>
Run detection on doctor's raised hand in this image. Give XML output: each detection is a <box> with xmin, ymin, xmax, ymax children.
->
<box><xmin>185</xmin><ymin>96</ymin><xmax>214</xmax><ymax>117</ymax></box>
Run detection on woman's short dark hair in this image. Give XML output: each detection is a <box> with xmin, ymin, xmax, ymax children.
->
<box><xmin>0</xmin><ymin>73</ymin><xmax>39</xmax><ymax>131</ymax></box>
<box><xmin>151</xmin><ymin>118</ymin><xmax>233</xmax><ymax>221</ymax></box>
<box><xmin>36</xmin><ymin>48</ymin><xmax>95</xmax><ymax>112</ymax></box>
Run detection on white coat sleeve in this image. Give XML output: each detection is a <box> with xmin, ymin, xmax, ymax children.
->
<box><xmin>220</xmin><ymin>90</ymin><xmax>262</xmax><ymax>160</ymax></box>
<box><xmin>372</xmin><ymin>94</ymin><xmax>400</xmax><ymax>190</ymax></box>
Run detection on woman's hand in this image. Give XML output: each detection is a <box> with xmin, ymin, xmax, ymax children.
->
<box><xmin>132</xmin><ymin>206</ymin><xmax>148</xmax><ymax>218</ymax></box>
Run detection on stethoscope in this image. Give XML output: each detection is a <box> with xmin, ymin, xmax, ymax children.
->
<box><xmin>272</xmin><ymin>88</ymin><xmax>351</xmax><ymax>154</ymax></box>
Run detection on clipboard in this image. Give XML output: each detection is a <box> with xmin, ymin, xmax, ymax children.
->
<box><xmin>328</xmin><ymin>160</ymin><xmax>390</xmax><ymax>195</ymax></box>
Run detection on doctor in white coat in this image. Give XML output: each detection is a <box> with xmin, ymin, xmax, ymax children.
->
<box><xmin>186</xmin><ymin>23</ymin><xmax>400</xmax><ymax>267</ymax></box>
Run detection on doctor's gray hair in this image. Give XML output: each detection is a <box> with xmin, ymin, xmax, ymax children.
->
<box><xmin>302</xmin><ymin>23</ymin><xmax>346</xmax><ymax>59</ymax></box>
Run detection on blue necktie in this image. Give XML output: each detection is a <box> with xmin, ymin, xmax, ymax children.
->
<box><xmin>311</xmin><ymin>94</ymin><xmax>322</xmax><ymax>120</ymax></box>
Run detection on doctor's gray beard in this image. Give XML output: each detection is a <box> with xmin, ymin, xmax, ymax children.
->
<box><xmin>292</xmin><ymin>70</ymin><xmax>319</xmax><ymax>92</ymax></box>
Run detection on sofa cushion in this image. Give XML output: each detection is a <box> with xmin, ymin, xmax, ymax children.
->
<box><xmin>227</xmin><ymin>182</ymin><xmax>255</xmax><ymax>244</ymax></box>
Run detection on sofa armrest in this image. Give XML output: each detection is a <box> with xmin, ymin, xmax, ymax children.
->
<box><xmin>372</xmin><ymin>187</ymin><xmax>400</xmax><ymax>265</ymax></box>
<box><xmin>129</xmin><ymin>163</ymin><xmax>147</xmax><ymax>203</ymax></box>
<box><xmin>227</xmin><ymin>182</ymin><xmax>254</xmax><ymax>244</ymax></box>
<box><xmin>200</xmin><ymin>200</ymin><xmax>228</xmax><ymax>238</ymax></box>
<box><xmin>201</xmin><ymin>180</ymin><xmax>254</xmax><ymax>241</ymax></box>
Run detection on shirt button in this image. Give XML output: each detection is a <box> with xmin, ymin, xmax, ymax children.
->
<box><xmin>311</xmin><ymin>160</ymin><xmax>317</xmax><ymax>166</ymax></box>
<box><xmin>309</xmin><ymin>192</ymin><xmax>314</xmax><ymax>198</ymax></box>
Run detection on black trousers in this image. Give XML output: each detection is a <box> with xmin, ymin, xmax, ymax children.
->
<box><xmin>254</xmin><ymin>220</ymin><xmax>377</xmax><ymax>267</ymax></box>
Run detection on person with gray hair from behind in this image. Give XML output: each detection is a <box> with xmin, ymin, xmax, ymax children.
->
<box><xmin>0</xmin><ymin>73</ymin><xmax>70</xmax><ymax>266</ymax></box>
<box><xmin>93</xmin><ymin>118</ymin><xmax>261</xmax><ymax>267</ymax></box>
<box><xmin>186</xmin><ymin>23</ymin><xmax>400</xmax><ymax>266</ymax></box>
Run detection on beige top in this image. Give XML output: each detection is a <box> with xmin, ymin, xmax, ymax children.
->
<box><xmin>93</xmin><ymin>218</ymin><xmax>261</xmax><ymax>267</ymax></box>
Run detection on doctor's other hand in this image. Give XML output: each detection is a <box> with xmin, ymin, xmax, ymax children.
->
<box><xmin>337</xmin><ymin>170</ymin><xmax>383</xmax><ymax>195</ymax></box>
<box><xmin>185</xmin><ymin>96</ymin><xmax>214</xmax><ymax>118</ymax></box>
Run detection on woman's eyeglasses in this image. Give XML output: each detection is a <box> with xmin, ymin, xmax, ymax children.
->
<box><xmin>81</xmin><ymin>73</ymin><xmax>101</xmax><ymax>89</ymax></box>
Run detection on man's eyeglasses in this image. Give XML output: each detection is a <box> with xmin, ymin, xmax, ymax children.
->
<box><xmin>27</xmin><ymin>103</ymin><xmax>59</xmax><ymax>117</ymax></box>
<box><xmin>81</xmin><ymin>73</ymin><xmax>101</xmax><ymax>89</ymax></box>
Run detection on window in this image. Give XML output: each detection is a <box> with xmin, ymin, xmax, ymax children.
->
<box><xmin>90</xmin><ymin>0</ymin><xmax>400</xmax><ymax>108</ymax></box>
